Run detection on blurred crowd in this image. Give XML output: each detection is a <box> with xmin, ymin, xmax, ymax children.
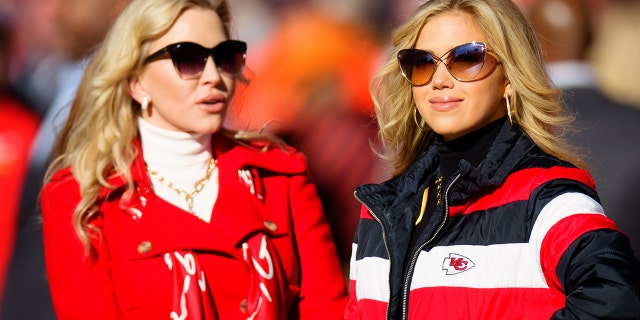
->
<box><xmin>0</xmin><ymin>0</ymin><xmax>638</xmax><ymax>318</ymax></box>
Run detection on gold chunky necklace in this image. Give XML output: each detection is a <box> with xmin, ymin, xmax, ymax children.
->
<box><xmin>146</xmin><ymin>158</ymin><xmax>217</xmax><ymax>217</ymax></box>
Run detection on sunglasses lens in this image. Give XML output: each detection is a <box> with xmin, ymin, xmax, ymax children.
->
<box><xmin>213</xmin><ymin>41</ymin><xmax>246</xmax><ymax>74</ymax></box>
<box><xmin>397</xmin><ymin>42</ymin><xmax>500</xmax><ymax>86</ymax></box>
<box><xmin>398</xmin><ymin>49</ymin><xmax>436</xmax><ymax>86</ymax></box>
<box><xmin>162</xmin><ymin>41</ymin><xmax>247</xmax><ymax>77</ymax></box>
<box><xmin>170</xmin><ymin>43</ymin><xmax>208</xmax><ymax>76</ymax></box>
<box><xmin>448</xmin><ymin>43</ymin><xmax>499</xmax><ymax>81</ymax></box>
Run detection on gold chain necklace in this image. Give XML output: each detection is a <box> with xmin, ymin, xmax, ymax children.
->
<box><xmin>415</xmin><ymin>175</ymin><xmax>443</xmax><ymax>226</ymax></box>
<box><xmin>435</xmin><ymin>175</ymin><xmax>443</xmax><ymax>206</ymax></box>
<box><xmin>146</xmin><ymin>158</ymin><xmax>217</xmax><ymax>217</ymax></box>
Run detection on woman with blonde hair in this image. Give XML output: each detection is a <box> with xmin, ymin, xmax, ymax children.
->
<box><xmin>346</xmin><ymin>0</ymin><xmax>640</xmax><ymax>319</ymax></box>
<box><xmin>40</xmin><ymin>0</ymin><xmax>348</xmax><ymax>318</ymax></box>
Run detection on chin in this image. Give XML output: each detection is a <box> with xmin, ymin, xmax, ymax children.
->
<box><xmin>198</xmin><ymin>118</ymin><xmax>224</xmax><ymax>132</ymax></box>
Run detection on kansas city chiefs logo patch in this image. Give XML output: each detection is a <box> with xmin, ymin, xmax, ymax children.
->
<box><xmin>442</xmin><ymin>253</ymin><xmax>475</xmax><ymax>275</ymax></box>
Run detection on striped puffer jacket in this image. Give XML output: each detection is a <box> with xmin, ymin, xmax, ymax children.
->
<box><xmin>346</xmin><ymin>121</ymin><xmax>640</xmax><ymax>320</ymax></box>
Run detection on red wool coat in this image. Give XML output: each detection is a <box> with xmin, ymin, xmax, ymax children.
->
<box><xmin>41</xmin><ymin>134</ymin><xmax>348</xmax><ymax>319</ymax></box>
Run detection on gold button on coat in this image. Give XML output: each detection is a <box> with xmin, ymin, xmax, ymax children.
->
<box><xmin>263</xmin><ymin>220</ymin><xmax>278</xmax><ymax>231</ymax></box>
<box><xmin>137</xmin><ymin>241</ymin><xmax>152</xmax><ymax>254</ymax></box>
<box><xmin>239</xmin><ymin>299</ymin><xmax>247</xmax><ymax>313</ymax></box>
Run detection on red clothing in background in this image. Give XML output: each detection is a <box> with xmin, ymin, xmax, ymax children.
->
<box><xmin>0</xmin><ymin>97</ymin><xmax>39</xmax><ymax>301</ymax></box>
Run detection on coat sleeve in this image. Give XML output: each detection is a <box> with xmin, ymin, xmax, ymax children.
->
<box><xmin>41</xmin><ymin>175</ymin><xmax>124</xmax><ymax>319</ymax></box>
<box><xmin>287</xmin><ymin>166</ymin><xmax>349</xmax><ymax>319</ymax></box>
<box><xmin>551</xmin><ymin>229</ymin><xmax>640</xmax><ymax>319</ymax></box>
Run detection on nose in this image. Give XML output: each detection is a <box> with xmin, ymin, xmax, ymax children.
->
<box><xmin>430</xmin><ymin>59</ymin><xmax>454</xmax><ymax>89</ymax></box>
<box><xmin>199</xmin><ymin>56</ymin><xmax>223</xmax><ymax>84</ymax></box>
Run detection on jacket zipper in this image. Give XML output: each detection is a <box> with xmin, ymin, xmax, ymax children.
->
<box><xmin>401</xmin><ymin>174</ymin><xmax>461</xmax><ymax>320</ymax></box>
<box><xmin>353</xmin><ymin>191</ymin><xmax>394</xmax><ymax>320</ymax></box>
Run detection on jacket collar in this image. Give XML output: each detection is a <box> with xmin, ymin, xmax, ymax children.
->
<box><xmin>356</xmin><ymin>121</ymin><xmax>536</xmax><ymax>215</ymax></box>
<box><xmin>450</xmin><ymin>121</ymin><xmax>535</xmax><ymax>203</ymax></box>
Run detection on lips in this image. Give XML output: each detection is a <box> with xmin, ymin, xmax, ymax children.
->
<box><xmin>429</xmin><ymin>96</ymin><xmax>462</xmax><ymax>111</ymax></box>
<box><xmin>196</xmin><ymin>94</ymin><xmax>226</xmax><ymax>112</ymax></box>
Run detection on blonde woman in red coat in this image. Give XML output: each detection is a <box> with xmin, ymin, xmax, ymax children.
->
<box><xmin>40</xmin><ymin>0</ymin><xmax>348</xmax><ymax>319</ymax></box>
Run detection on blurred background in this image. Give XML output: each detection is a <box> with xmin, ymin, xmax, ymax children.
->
<box><xmin>0</xmin><ymin>0</ymin><xmax>638</xmax><ymax>318</ymax></box>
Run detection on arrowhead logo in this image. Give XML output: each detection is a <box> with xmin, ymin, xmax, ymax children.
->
<box><xmin>442</xmin><ymin>253</ymin><xmax>475</xmax><ymax>275</ymax></box>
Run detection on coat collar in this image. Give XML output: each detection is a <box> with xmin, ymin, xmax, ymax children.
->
<box><xmin>100</xmin><ymin>133</ymin><xmax>307</xmax><ymax>197</ymax></box>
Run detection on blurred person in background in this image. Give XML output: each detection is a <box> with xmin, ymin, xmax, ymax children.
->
<box><xmin>526</xmin><ymin>0</ymin><xmax>640</xmax><ymax>258</ymax></box>
<box><xmin>27</xmin><ymin>0</ymin><xmax>130</xmax><ymax>176</ymax></box>
<box><xmin>1</xmin><ymin>0</ymin><xmax>129</xmax><ymax>318</ymax></box>
<box><xmin>0</xmin><ymin>17</ymin><xmax>40</xmax><ymax>310</ymax></box>
<box><xmin>5</xmin><ymin>0</ymin><xmax>62</xmax><ymax>115</ymax></box>
<box><xmin>228</xmin><ymin>0</ymin><xmax>390</xmax><ymax>267</ymax></box>
<box><xmin>589</xmin><ymin>0</ymin><xmax>640</xmax><ymax>108</ymax></box>
<box><xmin>41</xmin><ymin>0</ymin><xmax>347</xmax><ymax>318</ymax></box>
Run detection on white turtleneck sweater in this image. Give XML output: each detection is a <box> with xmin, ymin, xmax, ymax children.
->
<box><xmin>137</xmin><ymin>117</ymin><xmax>218</xmax><ymax>222</ymax></box>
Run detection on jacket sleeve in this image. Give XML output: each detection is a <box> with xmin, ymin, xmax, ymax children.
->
<box><xmin>288</xmin><ymin>167</ymin><xmax>349</xmax><ymax>319</ymax></box>
<box><xmin>41</xmin><ymin>176</ymin><xmax>124</xmax><ymax>319</ymax></box>
<box><xmin>551</xmin><ymin>229</ymin><xmax>640</xmax><ymax>319</ymax></box>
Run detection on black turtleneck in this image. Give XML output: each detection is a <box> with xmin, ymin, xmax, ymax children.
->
<box><xmin>410</xmin><ymin>116</ymin><xmax>508</xmax><ymax>248</ymax></box>
<box><xmin>436</xmin><ymin>116</ymin><xmax>507</xmax><ymax>183</ymax></box>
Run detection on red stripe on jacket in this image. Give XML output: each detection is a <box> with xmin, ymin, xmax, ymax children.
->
<box><xmin>541</xmin><ymin>213</ymin><xmax>619</xmax><ymax>291</ymax></box>
<box><xmin>450</xmin><ymin>167</ymin><xmax>595</xmax><ymax>216</ymax></box>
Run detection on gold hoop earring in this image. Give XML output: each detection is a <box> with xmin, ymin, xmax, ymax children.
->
<box><xmin>413</xmin><ymin>108</ymin><xmax>428</xmax><ymax>131</ymax></box>
<box><xmin>505</xmin><ymin>94</ymin><xmax>513</xmax><ymax>125</ymax></box>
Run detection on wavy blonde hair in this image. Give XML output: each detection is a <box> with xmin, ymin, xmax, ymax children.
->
<box><xmin>47</xmin><ymin>0</ymin><xmax>283</xmax><ymax>253</ymax></box>
<box><xmin>372</xmin><ymin>0</ymin><xmax>586</xmax><ymax>176</ymax></box>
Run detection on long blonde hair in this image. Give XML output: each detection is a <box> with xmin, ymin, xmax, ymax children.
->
<box><xmin>372</xmin><ymin>0</ymin><xmax>586</xmax><ymax>176</ymax></box>
<box><xmin>47</xmin><ymin>0</ymin><xmax>279</xmax><ymax>253</ymax></box>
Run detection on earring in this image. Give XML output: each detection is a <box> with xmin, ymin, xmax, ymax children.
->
<box><xmin>505</xmin><ymin>94</ymin><xmax>513</xmax><ymax>125</ymax></box>
<box><xmin>413</xmin><ymin>108</ymin><xmax>428</xmax><ymax>131</ymax></box>
<box><xmin>141</xmin><ymin>96</ymin><xmax>149</xmax><ymax>112</ymax></box>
